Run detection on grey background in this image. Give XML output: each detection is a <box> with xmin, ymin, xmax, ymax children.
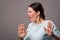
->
<box><xmin>0</xmin><ymin>0</ymin><xmax>60</xmax><ymax>40</ymax></box>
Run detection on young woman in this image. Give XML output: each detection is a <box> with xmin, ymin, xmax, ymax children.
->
<box><xmin>18</xmin><ymin>2</ymin><xmax>60</xmax><ymax>40</ymax></box>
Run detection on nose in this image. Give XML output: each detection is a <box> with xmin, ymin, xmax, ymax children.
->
<box><xmin>27</xmin><ymin>12</ymin><xmax>30</xmax><ymax>16</ymax></box>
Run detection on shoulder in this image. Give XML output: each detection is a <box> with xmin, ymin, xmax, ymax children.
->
<box><xmin>28</xmin><ymin>22</ymin><xmax>34</xmax><ymax>28</ymax></box>
<box><xmin>28</xmin><ymin>22</ymin><xmax>35</xmax><ymax>26</ymax></box>
<box><xmin>45</xmin><ymin>20</ymin><xmax>54</xmax><ymax>23</ymax></box>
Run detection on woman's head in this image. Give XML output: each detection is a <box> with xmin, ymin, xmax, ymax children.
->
<box><xmin>27</xmin><ymin>2</ymin><xmax>45</xmax><ymax>22</ymax></box>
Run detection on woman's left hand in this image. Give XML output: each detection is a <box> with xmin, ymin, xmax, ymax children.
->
<box><xmin>43</xmin><ymin>22</ymin><xmax>53</xmax><ymax>36</ymax></box>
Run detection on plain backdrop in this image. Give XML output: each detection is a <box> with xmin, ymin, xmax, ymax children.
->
<box><xmin>0</xmin><ymin>0</ymin><xmax>60</xmax><ymax>40</ymax></box>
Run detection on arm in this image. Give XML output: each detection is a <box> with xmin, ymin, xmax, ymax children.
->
<box><xmin>52</xmin><ymin>33</ymin><xmax>60</xmax><ymax>40</ymax></box>
<box><xmin>52</xmin><ymin>26</ymin><xmax>60</xmax><ymax>40</ymax></box>
<box><xmin>44</xmin><ymin>20</ymin><xmax>60</xmax><ymax>40</ymax></box>
<box><xmin>18</xmin><ymin>24</ymin><xmax>28</xmax><ymax>40</ymax></box>
<box><xmin>18</xmin><ymin>23</ymin><xmax>31</xmax><ymax>40</ymax></box>
<box><xmin>19</xmin><ymin>37</ymin><xmax>23</xmax><ymax>40</ymax></box>
<box><xmin>19</xmin><ymin>30</ymin><xmax>28</xmax><ymax>40</ymax></box>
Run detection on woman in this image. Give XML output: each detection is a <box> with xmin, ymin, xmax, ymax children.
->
<box><xmin>18</xmin><ymin>2</ymin><xmax>60</xmax><ymax>40</ymax></box>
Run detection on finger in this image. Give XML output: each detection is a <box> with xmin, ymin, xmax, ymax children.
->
<box><xmin>25</xmin><ymin>30</ymin><xmax>28</xmax><ymax>34</ymax></box>
<box><xmin>20</xmin><ymin>24</ymin><xmax>24</xmax><ymax>29</ymax></box>
<box><xmin>48</xmin><ymin>22</ymin><xmax>52</xmax><ymax>29</ymax></box>
<box><xmin>47</xmin><ymin>28</ymin><xmax>53</xmax><ymax>33</ymax></box>
<box><xmin>18</xmin><ymin>29</ymin><xmax>25</xmax><ymax>33</ymax></box>
<box><xmin>20</xmin><ymin>27</ymin><xmax>24</xmax><ymax>30</ymax></box>
<box><xmin>43</xmin><ymin>27</ymin><xmax>47</xmax><ymax>31</ymax></box>
<box><xmin>18</xmin><ymin>24</ymin><xmax>24</xmax><ymax>31</ymax></box>
<box><xmin>18</xmin><ymin>26</ymin><xmax>20</xmax><ymax>31</ymax></box>
<box><xmin>46</xmin><ymin>29</ymin><xmax>53</xmax><ymax>36</ymax></box>
<box><xmin>18</xmin><ymin>26</ymin><xmax>23</xmax><ymax>31</ymax></box>
<box><xmin>20</xmin><ymin>24</ymin><xmax>24</xmax><ymax>28</ymax></box>
<box><xmin>18</xmin><ymin>31</ymin><xmax>24</xmax><ymax>36</ymax></box>
<box><xmin>45</xmin><ymin>29</ymin><xmax>50</xmax><ymax>34</ymax></box>
<box><xmin>22</xmin><ymin>30</ymin><xmax>25</xmax><ymax>33</ymax></box>
<box><xmin>43</xmin><ymin>26</ymin><xmax>52</xmax><ymax>33</ymax></box>
<box><xmin>43</xmin><ymin>27</ymin><xmax>51</xmax><ymax>33</ymax></box>
<box><xmin>18</xmin><ymin>24</ymin><xmax>24</xmax><ymax>29</ymax></box>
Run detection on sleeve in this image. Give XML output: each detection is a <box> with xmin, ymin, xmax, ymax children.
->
<box><xmin>50</xmin><ymin>20</ymin><xmax>60</xmax><ymax>37</ymax></box>
<box><xmin>27</xmin><ymin>23</ymin><xmax>32</xmax><ymax>31</ymax></box>
<box><xmin>24</xmin><ymin>23</ymin><xmax>32</xmax><ymax>40</ymax></box>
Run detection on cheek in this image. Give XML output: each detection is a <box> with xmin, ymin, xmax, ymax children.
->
<box><xmin>31</xmin><ymin>13</ymin><xmax>37</xmax><ymax>21</ymax></box>
<box><xmin>31</xmin><ymin>14</ymin><xmax>34</xmax><ymax>17</ymax></box>
<box><xmin>31</xmin><ymin>13</ymin><xmax>36</xmax><ymax>17</ymax></box>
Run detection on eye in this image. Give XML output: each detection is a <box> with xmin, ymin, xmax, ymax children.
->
<box><xmin>28</xmin><ymin>11</ymin><xmax>32</xmax><ymax>13</ymax></box>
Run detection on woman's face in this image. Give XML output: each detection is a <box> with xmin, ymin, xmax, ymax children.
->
<box><xmin>27</xmin><ymin>7</ymin><xmax>39</xmax><ymax>22</ymax></box>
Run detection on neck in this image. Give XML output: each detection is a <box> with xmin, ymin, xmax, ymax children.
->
<box><xmin>35</xmin><ymin>16</ymin><xmax>45</xmax><ymax>24</ymax></box>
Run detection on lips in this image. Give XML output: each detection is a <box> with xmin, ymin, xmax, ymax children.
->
<box><xmin>29</xmin><ymin>16</ymin><xmax>31</xmax><ymax>18</ymax></box>
<box><xmin>28</xmin><ymin>16</ymin><xmax>31</xmax><ymax>20</ymax></box>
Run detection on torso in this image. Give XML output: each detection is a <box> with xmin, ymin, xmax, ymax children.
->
<box><xmin>24</xmin><ymin>20</ymin><xmax>52</xmax><ymax>40</ymax></box>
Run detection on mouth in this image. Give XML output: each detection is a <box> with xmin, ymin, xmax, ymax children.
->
<box><xmin>28</xmin><ymin>16</ymin><xmax>31</xmax><ymax>19</ymax></box>
<box><xmin>29</xmin><ymin>16</ymin><xmax>31</xmax><ymax>18</ymax></box>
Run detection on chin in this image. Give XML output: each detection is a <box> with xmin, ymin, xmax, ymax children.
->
<box><xmin>29</xmin><ymin>19</ymin><xmax>35</xmax><ymax>22</ymax></box>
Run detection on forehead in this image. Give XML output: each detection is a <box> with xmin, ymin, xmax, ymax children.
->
<box><xmin>28</xmin><ymin>7</ymin><xmax>34</xmax><ymax>11</ymax></box>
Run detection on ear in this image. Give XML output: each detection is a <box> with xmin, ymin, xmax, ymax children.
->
<box><xmin>37</xmin><ymin>11</ymin><xmax>40</xmax><ymax>16</ymax></box>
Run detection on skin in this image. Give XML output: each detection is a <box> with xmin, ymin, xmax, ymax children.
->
<box><xmin>18</xmin><ymin>7</ymin><xmax>60</xmax><ymax>40</ymax></box>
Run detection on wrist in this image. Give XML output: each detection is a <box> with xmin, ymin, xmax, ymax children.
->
<box><xmin>20</xmin><ymin>37</ymin><xmax>23</xmax><ymax>40</ymax></box>
<box><xmin>51</xmin><ymin>32</ymin><xmax>54</xmax><ymax>37</ymax></box>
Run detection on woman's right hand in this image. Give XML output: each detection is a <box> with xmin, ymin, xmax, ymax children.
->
<box><xmin>18</xmin><ymin>24</ymin><xmax>26</xmax><ymax>38</ymax></box>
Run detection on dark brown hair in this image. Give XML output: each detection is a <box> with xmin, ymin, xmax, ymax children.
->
<box><xmin>29</xmin><ymin>2</ymin><xmax>45</xmax><ymax>19</ymax></box>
